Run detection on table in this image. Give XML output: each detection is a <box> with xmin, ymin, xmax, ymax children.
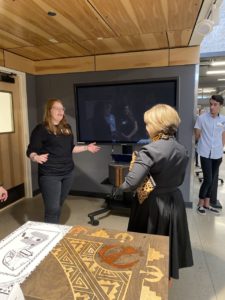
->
<box><xmin>21</xmin><ymin>226</ymin><xmax>169</xmax><ymax>300</ymax></box>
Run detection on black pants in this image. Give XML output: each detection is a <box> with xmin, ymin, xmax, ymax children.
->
<box><xmin>210</xmin><ymin>169</ymin><xmax>219</xmax><ymax>205</ymax></box>
<box><xmin>199</xmin><ymin>156</ymin><xmax>222</xmax><ymax>199</ymax></box>
<box><xmin>195</xmin><ymin>150</ymin><xmax>199</xmax><ymax>166</ymax></box>
<box><xmin>39</xmin><ymin>169</ymin><xmax>75</xmax><ymax>224</ymax></box>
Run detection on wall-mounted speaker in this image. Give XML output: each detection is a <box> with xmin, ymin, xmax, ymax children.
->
<box><xmin>189</xmin><ymin>0</ymin><xmax>221</xmax><ymax>46</ymax></box>
<box><xmin>0</xmin><ymin>73</ymin><xmax>15</xmax><ymax>83</ymax></box>
<box><xmin>196</xmin><ymin>19</ymin><xmax>214</xmax><ymax>36</ymax></box>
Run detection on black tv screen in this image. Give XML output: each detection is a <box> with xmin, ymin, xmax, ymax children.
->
<box><xmin>74</xmin><ymin>80</ymin><xmax>177</xmax><ymax>144</ymax></box>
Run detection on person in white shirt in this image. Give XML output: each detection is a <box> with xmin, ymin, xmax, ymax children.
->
<box><xmin>194</xmin><ymin>95</ymin><xmax>225</xmax><ymax>215</ymax></box>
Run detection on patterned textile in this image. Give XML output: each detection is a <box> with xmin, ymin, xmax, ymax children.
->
<box><xmin>129</xmin><ymin>151</ymin><xmax>155</xmax><ymax>204</ymax></box>
<box><xmin>21</xmin><ymin>226</ymin><xmax>169</xmax><ymax>300</ymax></box>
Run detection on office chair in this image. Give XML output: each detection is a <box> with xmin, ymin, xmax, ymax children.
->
<box><xmin>195</xmin><ymin>169</ymin><xmax>224</xmax><ymax>184</ymax></box>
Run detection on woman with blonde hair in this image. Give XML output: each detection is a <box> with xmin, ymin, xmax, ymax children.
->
<box><xmin>116</xmin><ymin>104</ymin><xmax>193</xmax><ymax>281</ymax></box>
<box><xmin>27</xmin><ymin>99</ymin><xmax>100</xmax><ymax>224</ymax></box>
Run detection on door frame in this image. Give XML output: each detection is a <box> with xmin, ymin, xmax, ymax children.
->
<box><xmin>0</xmin><ymin>66</ymin><xmax>32</xmax><ymax>198</ymax></box>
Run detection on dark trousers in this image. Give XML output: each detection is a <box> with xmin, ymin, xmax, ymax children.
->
<box><xmin>195</xmin><ymin>150</ymin><xmax>199</xmax><ymax>166</ymax></box>
<box><xmin>39</xmin><ymin>169</ymin><xmax>75</xmax><ymax>224</ymax></box>
<box><xmin>210</xmin><ymin>169</ymin><xmax>219</xmax><ymax>205</ymax></box>
<box><xmin>199</xmin><ymin>156</ymin><xmax>222</xmax><ymax>199</ymax></box>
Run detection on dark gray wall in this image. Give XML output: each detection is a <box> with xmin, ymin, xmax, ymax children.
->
<box><xmin>26</xmin><ymin>74</ymin><xmax>39</xmax><ymax>192</ymax></box>
<box><xmin>26</xmin><ymin>65</ymin><xmax>198</xmax><ymax>203</ymax></box>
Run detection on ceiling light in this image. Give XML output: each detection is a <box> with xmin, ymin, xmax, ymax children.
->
<box><xmin>218</xmin><ymin>78</ymin><xmax>225</xmax><ymax>81</ymax></box>
<box><xmin>198</xmin><ymin>92</ymin><xmax>214</xmax><ymax>95</ymax></box>
<box><xmin>48</xmin><ymin>38</ymin><xmax>59</xmax><ymax>43</ymax></box>
<box><xmin>206</xmin><ymin>70</ymin><xmax>225</xmax><ymax>75</ymax></box>
<box><xmin>198</xmin><ymin>95</ymin><xmax>209</xmax><ymax>99</ymax></box>
<box><xmin>198</xmin><ymin>88</ymin><xmax>216</xmax><ymax>93</ymax></box>
<box><xmin>48</xmin><ymin>11</ymin><xmax>56</xmax><ymax>16</ymax></box>
<box><xmin>211</xmin><ymin>61</ymin><xmax>225</xmax><ymax>66</ymax></box>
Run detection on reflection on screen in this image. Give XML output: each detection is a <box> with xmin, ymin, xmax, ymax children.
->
<box><xmin>74</xmin><ymin>80</ymin><xmax>177</xmax><ymax>144</ymax></box>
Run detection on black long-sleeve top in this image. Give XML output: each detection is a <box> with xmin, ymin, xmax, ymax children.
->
<box><xmin>26</xmin><ymin>124</ymin><xmax>75</xmax><ymax>176</ymax></box>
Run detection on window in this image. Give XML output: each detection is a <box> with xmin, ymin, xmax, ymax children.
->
<box><xmin>0</xmin><ymin>91</ymin><xmax>14</xmax><ymax>133</ymax></box>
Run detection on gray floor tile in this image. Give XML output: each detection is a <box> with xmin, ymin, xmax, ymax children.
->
<box><xmin>1</xmin><ymin>158</ymin><xmax>225</xmax><ymax>299</ymax></box>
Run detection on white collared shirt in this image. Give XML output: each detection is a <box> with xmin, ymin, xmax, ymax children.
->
<box><xmin>194</xmin><ymin>112</ymin><xmax>225</xmax><ymax>159</ymax></box>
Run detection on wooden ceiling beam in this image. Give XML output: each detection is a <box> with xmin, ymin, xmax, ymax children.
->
<box><xmin>95</xmin><ymin>49</ymin><xmax>169</xmax><ymax>71</ymax></box>
<box><xmin>1</xmin><ymin>46</ymin><xmax>200</xmax><ymax>75</ymax></box>
<box><xmin>169</xmin><ymin>46</ymin><xmax>200</xmax><ymax>66</ymax></box>
<box><xmin>3</xmin><ymin>51</ymin><xmax>35</xmax><ymax>74</ymax></box>
<box><xmin>0</xmin><ymin>49</ymin><xmax>4</xmax><ymax>67</ymax></box>
<box><xmin>35</xmin><ymin>56</ymin><xmax>95</xmax><ymax>75</ymax></box>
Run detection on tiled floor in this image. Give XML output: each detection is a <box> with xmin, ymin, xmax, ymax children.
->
<box><xmin>0</xmin><ymin>160</ymin><xmax>225</xmax><ymax>300</ymax></box>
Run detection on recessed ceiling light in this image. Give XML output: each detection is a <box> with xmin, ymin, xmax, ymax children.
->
<box><xmin>206</xmin><ymin>70</ymin><xmax>225</xmax><ymax>75</ymax></box>
<box><xmin>217</xmin><ymin>78</ymin><xmax>225</xmax><ymax>81</ymax></box>
<box><xmin>211</xmin><ymin>61</ymin><xmax>225</xmax><ymax>66</ymax></box>
<box><xmin>48</xmin><ymin>38</ymin><xmax>59</xmax><ymax>43</ymax></box>
<box><xmin>48</xmin><ymin>11</ymin><xmax>56</xmax><ymax>17</ymax></box>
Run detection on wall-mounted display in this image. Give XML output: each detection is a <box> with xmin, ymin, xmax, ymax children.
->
<box><xmin>74</xmin><ymin>79</ymin><xmax>177</xmax><ymax>144</ymax></box>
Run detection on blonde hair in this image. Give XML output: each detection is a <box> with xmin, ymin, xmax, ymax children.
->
<box><xmin>43</xmin><ymin>99</ymin><xmax>72</xmax><ymax>135</ymax></box>
<box><xmin>144</xmin><ymin>104</ymin><xmax>180</xmax><ymax>138</ymax></box>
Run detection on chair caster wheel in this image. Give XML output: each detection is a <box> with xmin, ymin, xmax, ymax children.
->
<box><xmin>92</xmin><ymin>220</ymin><xmax>99</xmax><ymax>226</ymax></box>
<box><xmin>89</xmin><ymin>219</ymin><xmax>99</xmax><ymax>226</ymax></box>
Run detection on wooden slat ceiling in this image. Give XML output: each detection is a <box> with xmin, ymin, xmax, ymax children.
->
<box><xmin>0</xmin><ymin>0</ymin><xmax>203</xmax><ymax>61</ymax></box>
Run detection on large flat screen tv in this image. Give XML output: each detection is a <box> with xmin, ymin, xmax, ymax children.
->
<box><xmin>74</xmin><ymin>79</ymin><xmax>177</xmax><ymax>144</ymax></box>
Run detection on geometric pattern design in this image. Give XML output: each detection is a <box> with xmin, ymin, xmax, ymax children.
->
<box><xmin>140</xmin><ymin>285</ymin><xmax>162</xmax><ymax>300</ymax></box>
<box><xmin>21</xmin><ymin>226</ymin><xmax>169</xmax><ymax>300</ymax></box>
<box><xmin>147</xmin><ymin>245</ymin><xmax>165</xmax><ymax>262</ymax></box>
<box><xmin>52</xmin><ymin>238</ymin><xmax>131</xmax><ymax>300</ymax></box>
<box><xmin>49</xmin><ymin>226</ymin><xmax>169</xmax><ymax>300</ymax></box>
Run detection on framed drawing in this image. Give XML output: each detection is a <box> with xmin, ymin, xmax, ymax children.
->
<box><xmin>0</xmin><ymin>91</ymin><xmax>14</xmax><ymax>133</ymax></box>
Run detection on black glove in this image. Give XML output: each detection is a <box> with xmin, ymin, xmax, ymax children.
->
<box><xmin>113</xmin><ymin>188</ymin><xmax>124</xmax><ymax>201</ymax></box>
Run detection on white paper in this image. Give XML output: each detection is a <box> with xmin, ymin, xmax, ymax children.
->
<box><xmin>0</xmin><ymin>221</ymin><xmax>71</xmax><ymax>299</ymax></box>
